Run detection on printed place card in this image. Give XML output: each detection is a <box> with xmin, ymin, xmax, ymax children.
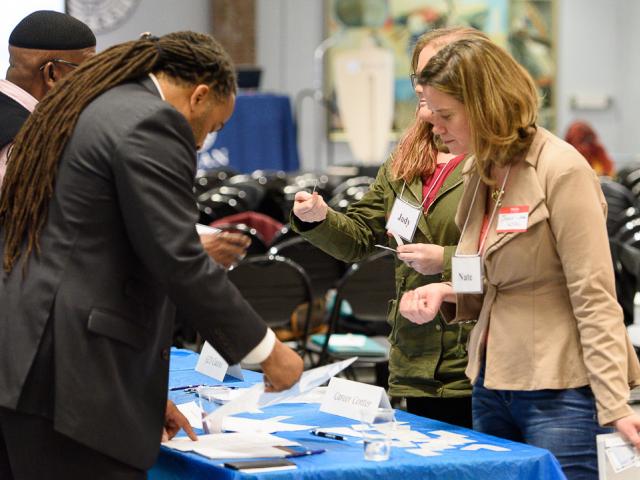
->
<box><xmin>196</xmin><ymin>341</ymin><xmax>243</xmax><ymax>381</ymax></box>
<box><xmin>319</xmin><ymin>377</ymin><xmax>391</xmax><ymax>422</ymax></box>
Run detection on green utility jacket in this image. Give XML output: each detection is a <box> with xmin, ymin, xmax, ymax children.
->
<box><xmin>292</xmin><ymin>158</ymin><xmax>473</xmax><ymax>398</ymax></box>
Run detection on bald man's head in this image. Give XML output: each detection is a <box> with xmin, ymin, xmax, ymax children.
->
<box><xmin>6</xmin><ymin>10</ymin><xmax>96</xmax><ymax>100</ymax></box>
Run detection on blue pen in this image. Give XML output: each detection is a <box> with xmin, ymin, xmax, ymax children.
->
<box><xmin>285</xmin><ymin>448</ymin><xmax>326</xmax><ymax>458</ymax></box>
<box><xmin>169</xmin><ymin>384</ymin><xmax>205</xmax><ymax>391</ymax></box>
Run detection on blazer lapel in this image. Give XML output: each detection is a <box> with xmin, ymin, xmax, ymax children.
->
<box><xmin>455</xmin><ymin>160</ymin><xmax>487</xmax><ymax>256</ymax></box>
<box><xmin>483</xmin><ymin>129</ymin><xmax>549</xmax><ymax>258</ymax></box>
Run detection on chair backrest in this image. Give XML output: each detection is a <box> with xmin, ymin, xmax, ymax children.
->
<box><xmin>269</xmin><ymin>236</ymin><xmax>346</xmax><ymax>299</ymax></box>
<box><xmin>333</xmin><ymin>249</ymin><xmax>396</xmax><ymax>325</ymax></box>
<box><xmin>227</xmin><ymin>255</ymin><xmax>313</xmax><ymax>351</ymax></box>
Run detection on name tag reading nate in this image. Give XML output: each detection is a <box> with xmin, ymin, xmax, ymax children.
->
<box><xmin>386</xmin><ymin>197</ymin><xmax>421</xmax><ymax>242</ymax></box>
<box><xmin>452</xmin><ymin>254</ymin><xmax>484</xmax><ymax>294</ymax></box>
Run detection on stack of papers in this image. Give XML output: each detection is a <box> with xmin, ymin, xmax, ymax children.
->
<box><xmin>163</xmin><ymin>432</ymin><xmax>299</xmax><ymax>459</ymax></box>
<box><xmin>311</xmin><ymin>334</ymin><xmax>387</xmax><ymax>356</ymax></box>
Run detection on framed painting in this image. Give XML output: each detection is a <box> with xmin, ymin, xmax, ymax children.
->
<box><xmin>324</xmin><ymin>0</ymin><xmax>556</xmax><ymax>140</ymax></box>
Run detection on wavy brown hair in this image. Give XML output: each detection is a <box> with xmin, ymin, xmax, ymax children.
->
<box><xmin>0</xmin><ymin>31</ymin><xmax>236</xmax><ymax>272</ymax></box>
<box><xmin>419</xmin><ymin>37</ymin><xmax>538</xmax><ymax>184</ymax></box>
<box><xmin>391</xmin><ymin>26</ymin><xmax>489</xmax><ymax>182</ymax></box>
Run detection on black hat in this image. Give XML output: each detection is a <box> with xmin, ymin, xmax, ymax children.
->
<box><xmin>9</xmin><ymin>10</ymin><xmax>96</xmax><ymax>50</ymax></box>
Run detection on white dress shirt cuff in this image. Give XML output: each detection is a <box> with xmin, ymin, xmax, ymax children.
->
<box><xmin>242</xmin><ymin>328</ymin><xmax>276</xmax><ymax>364</ymax></box>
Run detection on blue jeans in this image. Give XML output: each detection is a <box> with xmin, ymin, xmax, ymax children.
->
<box><xmin>473</xmin><ymin>369</ymin><xmax>612</xmax><ymax>480</ymax></box>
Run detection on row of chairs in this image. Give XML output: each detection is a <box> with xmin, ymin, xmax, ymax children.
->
<box><xmin>195</xmin><ymin>168</ymin><xmax>376</xmax><ymax>226</ymax></box>
<box><xmin>227</xmin><ymin>248</ymin><xmax>395</xmax><ymax>378</ymax></box>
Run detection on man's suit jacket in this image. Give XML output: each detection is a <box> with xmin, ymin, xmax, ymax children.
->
<box><xmin>0</xmin><ymin>78</ymin><xmax>267</xmax><ymax>469</ymax></box>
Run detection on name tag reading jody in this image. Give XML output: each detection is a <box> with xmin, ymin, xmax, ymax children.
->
<box><xmin>496</xmin><ymin>206</ymin><xmax>529</xmax><ymax>233</ymax></box>
<box><xmin>386</xmin><ymin>197</ymin><xmax>421</xmax><ymax>242</ymax></box>
<box><xmin>452</xmin><ymin>255</ymin><xmax>484</xmax><ymax>294</ymax></box>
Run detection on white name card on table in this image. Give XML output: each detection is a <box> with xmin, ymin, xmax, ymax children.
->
<box><xmin>320</xmin><ymin>377</ymin><xmax>391</xmax><ymax>422</ymax></box>
<box><xmin>196</xmin><ymin>341</ymin><xmax>243</xmax><ymax>381</ymax></box>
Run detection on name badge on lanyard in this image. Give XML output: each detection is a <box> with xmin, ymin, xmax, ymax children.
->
<box><xmin>452</xmin><ymin>254</ymin><xmax>484</xmax><ymax>293</ymax></box>
<box><xmin>386</xmin><ymin>197</ymin><xmax>421</xmax><ymax>242</ymax></box>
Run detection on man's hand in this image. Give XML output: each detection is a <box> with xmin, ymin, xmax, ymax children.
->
<box><xmin>293</xmin><ymin>191</ymin><xmax>328</xmax><ymax>223</ymax></box>
<box><xmin>260</xmin><ymin>339</ymin><xmax>303</xmax><ymax>392</ymax></box>
<box><xmin>397</xmin><ymin>243</ymin><xmax>445</xmax><ymax>275</ymax></box>
<box><xmin>162</xmin><ymin>399</ymin><xmax>197</xmax><ymax>442</ymax></box>
<box><xmin>399</xmin><ymin>283</ymin><xmax>454</xmax><ymax>325</ymax></box>
<box><xmin>613</xmin><ymin>413</ymin><xmax>640</xmax><ymax>451</ymax></box>
<box><xmin>200</xmin><ymin>231</ymin><xmax>251</xmax><ymax>269</ymax></box>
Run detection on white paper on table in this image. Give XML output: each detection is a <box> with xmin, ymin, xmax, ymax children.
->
<box><xmin>195</xmin><ymin>342</ymin><xmax>243</xmax><ymax>382</ymax></box>
<box><xmin>461</xmin><ymin>444</ymin><xmax>510</xmax><ymax>452</ymax></box>
<box><xmin>163</xmin><ymin>432</ymin><xmax>299</xmax><ymax>459</ymax></box>
<box><xmin>281</xmin><ymin>386</ymin><xmax>327</xmax><ymax>404</ymax></box>
<box><xmin>196</xmin><ymin>223</ymin><xmax>221</xmax><ymax>235</ymax></box>
<box><xmin>204</xmin><ymin>357</ymin><xmax>357</xmax><ymax>432</ymax></box>
<box><xmin>428</xmin><ymin>430</ymin><xmax>476</xmax><ymax>445</ymax></box>
<box><xmin>176</xmin><ymin>401</ymin><xmax>204</xmax><ymax>430</ymax></box>
<box><xmin>222</xmin><ymin>416</ymin><xmax>317</xmax><ymax>434</ymax></box>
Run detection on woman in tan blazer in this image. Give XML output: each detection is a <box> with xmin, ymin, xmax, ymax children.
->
<box><xmin>398</xmin><ymin>36</ymin><xmax>640</xmax><ymax>480</ymax></box>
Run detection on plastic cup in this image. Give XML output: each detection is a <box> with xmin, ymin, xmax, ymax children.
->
<box><xmin>360</xmin><ymin>408</ymin><xmax>396</xmax><ymax>461</ymax></box>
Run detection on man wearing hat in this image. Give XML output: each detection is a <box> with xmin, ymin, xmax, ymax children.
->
<box><xmin>0</xmin><ymin>10</ymin><xmax>96</xmax><ymax>187</ymax></box>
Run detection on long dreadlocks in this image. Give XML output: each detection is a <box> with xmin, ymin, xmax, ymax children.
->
<box><xmin>0</xmin><ymin>31</ymin><xmax>236</xmax><ymax>272</ymax></box>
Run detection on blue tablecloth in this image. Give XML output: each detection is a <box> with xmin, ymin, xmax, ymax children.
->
<box><xmin>199</xmin><ymin>93</ymin><xmax>299</xmax><ymax>173</ymax></box>
<box><xmin>150</xmin><ymin>349</ymin><xmax>565</xmax><ymax>480</ymax></box>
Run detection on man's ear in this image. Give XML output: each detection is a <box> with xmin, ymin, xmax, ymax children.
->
<box><xmin>189</xmin><ymin>84</ymin><xmax>211</xmax><ymax>111</ymax></box>
<box><xmin>42</xmin><ymin>62</ymin><xmax>57</xmax><ymax>91</ymax></box>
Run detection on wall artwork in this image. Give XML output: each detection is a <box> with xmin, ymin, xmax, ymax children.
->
<box><xmin>325</xmin><ymin>0</ymin><xmax>556</xmax><ymax>139</ymax></box>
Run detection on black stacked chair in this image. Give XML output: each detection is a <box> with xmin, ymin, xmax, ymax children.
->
<box><xmin>308</xmin><ymin>250</ymin><xmax>396</xmax><ymax>387</ymax></box>
<box><xmin>619</xmin><ymin>163</ymin><xmax>640</xmax><ymax>197</ymax></box>
<box><xmin>228</xmin><ymin>255</ymin><xmax>313</xmax><ymax>355</ymax></box>
<box><xmin>251</xmin><ymin>170</ymin><xmax>290</xmax><ymax>223</ymax></box>
<box><xmin>269</xmin><ymin>224</ymin><xmax>299</xmax><ymax>247</ymax></box>
<box><xmin>269</xmin><ymin>236</ymin><xmax>346</xmax><ymax>301</ymax></box>
<box><xmin>327</xmin><ymin>176</ymin><xmax>375</xmax><ymax>213</ymax></box>
<box><xmin>600</xmin><ymin>177</ymin><xmax>639</xmax><ymax>235</ymax></box>
<box><xmin>193</xmin><ymin>167</ymin><xmax>239</xmax><ymax>195</ymax></box>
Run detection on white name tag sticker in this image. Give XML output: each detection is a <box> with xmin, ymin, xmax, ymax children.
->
<box><xmin>386</xmin><ymin>197</ymin><xmax>421</xmax><ymax>242</ymax></box>
<box><xmin>452</xmin><ymin>255</ymin><xmax>483</xmax><ymax>294</ymax></box>
<box><xmin>320</xmin><ymin>377</ymin><xmax>391</xmax><ymax>422</ymax></box>
<box><xmin>195</xmin><ymin>341</ymin><xmax>243</xmax><ymax>381</ymax></box>
<box><xmin>496</xmin><ymin>206</ymin><xmax>529</xmax><ymax>233</ymax></box>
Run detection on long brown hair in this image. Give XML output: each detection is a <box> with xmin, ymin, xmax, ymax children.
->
<box><xmin>420</xmin><ymin>37</ymin><xmax>538</xmax><ymax>184</ymax></box>
<box><xmin>391</xmin><ymin>26</ymin><xmax>489</xmax><ymax>182</ymax></box>
<box><xmin>0</xmin><ymin>31</ymin><xmax>236</xmax><ymax>272</ymax></box>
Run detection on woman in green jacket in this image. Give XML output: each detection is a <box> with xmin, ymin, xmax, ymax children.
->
<box><xmin>292</xmin><ymin>27</ymin><xmax>488</xmax><ymax>427</ymax></box>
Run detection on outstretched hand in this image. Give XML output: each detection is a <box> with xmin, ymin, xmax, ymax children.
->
<box><xmin>613</xmin><ymin>413</ymin><xmax>640</xmax><ymax>451</ymax></box>
<box><xmin>162</xmin><ymin>399</ymin><xmax>197</xmax><ymax>442</ymax></box>
<box><xmin>399</xmin><ymin>283</ymin><xmax>453</xmax><ymax>324</ymax></box>
<box><xmin>293</xmin><ymin>191</ymin><xmax>328</xmax><ymax>223</ymax></box>
<box><xmin>396</xmin><ymin>243</ymin><xmax>445</xmax><ymax>275</ymax></box>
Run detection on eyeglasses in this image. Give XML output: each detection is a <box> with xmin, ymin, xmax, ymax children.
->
<box><xmin>409</xmin><ymin>73</ymin><xmax>418</xmax><ymax>89</ymax></box>
<box><xmin>38</xmin><ymin>58</ymin><xmax>80</xmax><ymax>71</ymax></box>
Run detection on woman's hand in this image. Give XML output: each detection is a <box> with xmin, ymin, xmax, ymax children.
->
<box><xmin>613</xmin><ymin>413</ymin><xmax>640</xmax><ymax>450</ymax></box>
<box><xmin>397</xmin><ymin>243</ymin><xmax>445</xmax><ymax>275</ymax></box>
<box><xmin>293</xmin><ymin>191</ymin><xmax>328</xmax><ymax>223</ymax></box>
<box><xmin>399</xmin><ymin>282</ymin><xmax>454</xmax><ymax>324</ymax></box>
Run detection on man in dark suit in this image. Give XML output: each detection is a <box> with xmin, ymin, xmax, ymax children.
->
<box><xmin>0</xmin><ymin>10</ymin><xmax>96</xmax><ymax>187</ymax></box>
<box><xmin>0</xmin><ymin>31</ymin><xmax>303</xmax><ymax>479</ymax></box>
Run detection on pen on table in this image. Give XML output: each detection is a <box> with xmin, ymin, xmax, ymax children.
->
<box><xmin>169</xmin><ymin>384</ymin><xmax>205</xmax><ymax>391</ymax></box>
<box><xmin>285</xmin><ymin>448</ymin><xmax>326</xmax><ymax>458</ymax></box>
<box><xmin>311</xmin><ymin>430</ymin><xmax>346</xmax><ymax>441</ymax></box>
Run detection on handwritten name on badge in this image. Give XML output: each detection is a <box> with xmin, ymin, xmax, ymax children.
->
<box><xmin>496</xmin><ymin>206</ymin><xmax>529</xmax><ymax>233</ymax></box>
<box><xmin>386</xmin><ymin>198</ymin><xmax>421</xmax><ymax>242</ymax></box>
<box><xmin>320</xmin><ymin>377</ymin><xmax>391</xmax><ymax>422</ymax></box>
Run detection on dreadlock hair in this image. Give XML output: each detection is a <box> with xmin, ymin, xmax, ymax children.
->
<box><xmin>391</xmin><ymin>26</ymin><xmax>489</xmax><ymax>183</ymax></box>
<box><xmin>0</xmin><ymin>31</ymin><xmax>237</xmax><ymax>272</ymax></box>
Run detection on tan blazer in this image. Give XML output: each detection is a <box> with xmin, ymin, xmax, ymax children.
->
<box><xmin>446</xmin><ymin>127</ymin><xmax>640</xmax><ymax>426</ymax></box>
